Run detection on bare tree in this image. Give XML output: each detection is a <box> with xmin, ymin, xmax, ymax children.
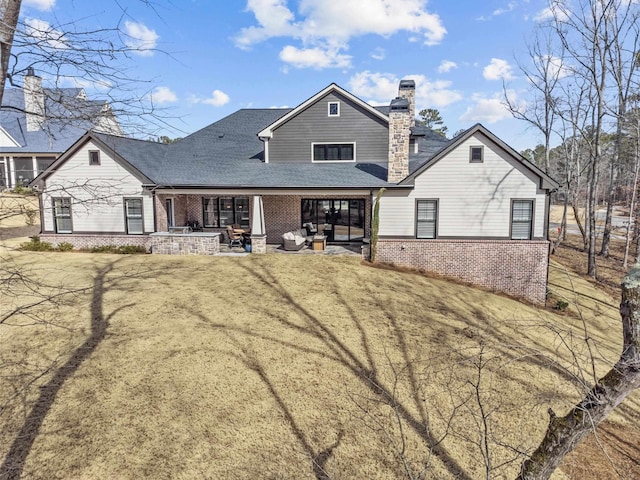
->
<box><xmin>0</xmin><ymin>0</ymin><xmax>21</xmax><ymax>107</ymax></box>
<box><xmin>600</xmin><ymin>5</ymin><xmax>640</xmax><ymax>257</ymax></box>
<box><xmin>505</xmin><ymin>28</ymin><xmax>563</xmax><ymax>175</ymax></box>
<box><xmin>519</xmin><ymin>264</ymin><xmax>640</xmax><ymax>478</ymax></box>
<box><xmin>1</xmin><ymin>1</ymin><xmax>175</xmax><ymax>136</ymax></box>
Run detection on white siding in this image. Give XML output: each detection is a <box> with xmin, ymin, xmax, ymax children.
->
<box><xmin>42</xmin><ymin>140</ymin><xmax>153</xmax><ymax>234</ymax></box>
<box><xmin>378</xmin><ymin>133</ymin><xmax>547</xmax><ymax>238</ymax></box>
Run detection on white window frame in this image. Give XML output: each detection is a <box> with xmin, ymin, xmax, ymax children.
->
<box><xmin>124</xmin><ymin>198</ymin><xmax>144</xmax><ymax>235</ymax></box>
<box><xmin>416</xmin><ymin>199</ymin><xmax>438</xmax><ymax>239</ymax></box>
<box><xmin>511</xmin><ymin>199</ymin><xmax>534</xmax><ymax>240</ymax></box>
<box><xmin>328</xmin><ymin>101</ymin><xmax>340</xmax><ymax>117</ymax></box>
<box><xmin>53</xmin><ymin>197</ymin><xmax>72</xmax><ymax>234</ymax></box>
<box><xmin>311</xmin><ymin>142</ymin><xmax>356</xmax><ymax>163</ymax></box>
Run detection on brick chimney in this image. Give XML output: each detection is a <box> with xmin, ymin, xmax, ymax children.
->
<box><xmin>24</xmin><ymin>67</ymin><xmax>45</xmax><ymax>131</ymax></box>
<box><xmin>387</xmin><ymin>80</ymin><xmax>414</xmax><ymax>183</ymax></box>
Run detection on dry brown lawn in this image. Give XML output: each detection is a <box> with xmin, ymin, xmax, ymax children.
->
<box><xmin>0</xmin><ymin>197</ymin><xmax>638</xmax><ymax>479</ymax></box>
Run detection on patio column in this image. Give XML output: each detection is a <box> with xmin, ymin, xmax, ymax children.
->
<box><xmin>250</xmin><ymin>195</ymin><xmax>267</xmax><ymax>254</ymax></box>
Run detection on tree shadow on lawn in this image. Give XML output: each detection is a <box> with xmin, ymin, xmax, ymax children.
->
<box><xmin>0</xmin><ymin>258</ymin><xmax>156</xmax><ymax>480</ymax></box>
<box><xmin>197</xmin><ymin>260</ymin><xmax>475</xmax><ymax>480</ymax></box>
<box><xmin>220</xmin><ymin>332</ymin><xmax>343</xmax><ymax>480</ymax></box>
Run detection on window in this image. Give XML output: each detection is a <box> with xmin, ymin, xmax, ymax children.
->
<box><xmin>36</xmin><ymin>156</ymin><xmax>55</xmax><ymax>174</ymax></box>
<box><xmin>89</xmin><ymin>150</ymin><xmax>100</xmax><ymax>165</ymax></box>
<box><xmin>470</xmin><ymin>146</ymin><xmax>483</xmax><ymax>163</ymax></box>
<box><xmin>124</xmin><ymin>198</ymin><xmax>144</xmax><ymax>234</ymax></box>
<box><xmin>13</xmin><ymin>157</ymin><xmax>33</xmax><ymax>185</ymax></box>
<box><xmin>511</xmin><ymin>200</ymin><xmax>533</xmax><ymax>240</ymax></box>
<box><xmin>328</xmin><ymin>101</ymin><xmax>340</xmax><ymax>116</ymax></box>
<box><xmin>53</xmin><ymin>197</ymin><xmax>72</xmax><ymax>233</ymax></box>
<box><xmin>312</xmin><ymin>143</ymin><xmax>355</xmax><ymax>162</ymax></box>
<box><xmin>416</xmin><ymin>200</ymin><xmax>437</xmax><ymax>239</ymax></box>
<box><xmin>202</xmin><ymin>197</ymin><xmax>249</xmax><ymax>228</ymax></box>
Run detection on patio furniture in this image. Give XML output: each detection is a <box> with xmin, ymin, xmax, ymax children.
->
<box><xmin>187</xmin><ymin>220</ymin><xmax>203</xmax><ymax>232</ymax></box>
<box><xmin>303</xmin><ymin>222</ymin><xmax>317</xmax><ymax>236</ymax></box>
<box><xmin>227</xmin><ymin>226</ymin><xmax>244</xmax><ymax>248</ymax></box>
<box><xmin>282</xmin><ymin>230</ymin><xmax>306</xmax><ymax>251</ymax></box>
<box><xmin>312</xmin><ymin>234</ymin><xmax>326</xmax><ymax>251</ymax></box>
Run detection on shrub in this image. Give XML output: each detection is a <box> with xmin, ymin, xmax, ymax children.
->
<box><xmin>11</xmin><ymin>185</ymin><xmax>34</xmax><ymax>195</ymax></box>
<box><xmin>555</xmin><ymin>299</ymin><xmax>569</xmax><ymax>311</ymax></box>
<box><xmin>56</xmin><ymin>242</ymin><xmax>74</xmax><ymax>252</ymax></box>
<box><xmin>116</xmin><ymin>245</ymin><xmax>147</xmax><ymax>254</ymax></box>
<box><xmin>20</xmin><ymin>236</ymin><xmax>53</xmax><ymax>251</ymax></box>
<box><xmin>89</xmin><ymin>245</ymin><xmax>147</xmax><ymax>254</ymax></box>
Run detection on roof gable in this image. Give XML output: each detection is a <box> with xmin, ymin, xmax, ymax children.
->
<box><xmin>401</xmin><ymin>123</ymin><xmax>559</xmax><ymax>190</ymax></box>
<box><xmin>32</xmin><ymin>131</ymin><xmax>156</xmax><ymax>186</ymax></box>
<box><xmin>257</xmin><ymin>83</ymin><xmax>389</xmax><ymax>138</ymax></box>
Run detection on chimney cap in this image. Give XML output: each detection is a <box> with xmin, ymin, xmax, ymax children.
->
<box><xmin>27</xmin><ymin>67</ymin><xmax>36</xmax><ymax>77</ymax></box>
<box><xmin>389</xmin><ymin>97</ymin><xmax>410</xmax><ymax>112</ymax></box>
<box><xmin>399</xmin><ymin>79</ymin><xmax>415</xmax><ymax>90</ymax></box>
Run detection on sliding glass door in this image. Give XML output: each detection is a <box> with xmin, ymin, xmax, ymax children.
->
<box><xmin>301</xmin><ymin>199</ymin><xmax>365</xmax><ymax>242</ymax></box>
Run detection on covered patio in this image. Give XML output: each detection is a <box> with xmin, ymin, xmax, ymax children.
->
<box><xmin>152</xmin><ymin>189</ymin><xmax>372</xmax><ymax>255</ymax></box>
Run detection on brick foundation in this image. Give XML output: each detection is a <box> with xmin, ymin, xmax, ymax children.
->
<box><xmin>39</xmin><ymin>233</ymin><xmax>151</xmax><ymax>250</ymax></box>
<box><xmin>376</xmin><ymin>239</ymin><xmax>549</xmax><ymax>305</ymax></box>
<box><xmin>150</xmin><ymin>232</ymin><xmax>220</xmax><ymax>255</ymax></box>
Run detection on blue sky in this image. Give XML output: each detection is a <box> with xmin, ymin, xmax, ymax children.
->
<box><xmin>19</xmin><ymin>0</ymin><xmax>555</xmax><ymax>151</ymax></box>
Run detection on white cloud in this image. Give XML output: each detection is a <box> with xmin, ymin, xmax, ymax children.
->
<box><xmin>437</xmin><ymin>60</ymin><xmax>457</xmax><ymax>73</ymax></box>
<box><xmin>483</xmin><ymin>58</ymin><xmax>514</xmax><ymax>81</ymax></box>
<box><xmin>235</xmin><ymin>0</ymin><xmax>446</xmax><ymax>69</ymax></box>
<box><xmin>279</xmin><ymin>45</ymin><xmax>351</xmax><ymax>69</ymax></box>
<box><xmin>533</xmin><ymin>2</ymin><xmax>570</xmax><ymax>22</ymax></box>
<box><xmin>23</xmin><ymin>0</ymin><xmax>55</xmax><ymax>11</ymax></box>
<box><xmin>370</xmin><ymin>47</ymin><xmax>386</xmax><ymax>61</ymax></box>
<box><xmin>193</xmin><ymin>89</ymin><xmax>230</xmax><ymax>107</ymax></box>
<box><xmin>460</xmin><ymin>93</ymin><xmax>513</xmax><ymax>124</ymax></box>
<box><xmin>348</xmin><ymin>71</ymin><xmax>462</xmax><ymax>108</ymax></box>
<box><xmin>150</xmin><ymin>86</ymin><xmax>177</xmax><ymax>104</ymax></box>
<box><xmin>25</xmin><ymin>18</ymin><xmax>68</xmax><ymax>49</ymax></box>
<box><xmin>493</xmin><ymin>1</ymin><xmax>517</xmax><ymax>16</ymax></box>
<box><xmin>124</xmin><ymin>21</ymin><xmax>159</xmax><ymax>56</ymax></box>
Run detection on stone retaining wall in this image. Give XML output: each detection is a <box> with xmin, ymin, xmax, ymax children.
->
<box><xmin>376</xmin><ymin>239</ymin><xmax>550</xmax><ymax>305</ymax></box>
<box><xmin>150</xmin><ymin>232</ymin><xmax>220</xmax><ymax>255</ymax></box>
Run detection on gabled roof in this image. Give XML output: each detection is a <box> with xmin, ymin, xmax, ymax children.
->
<box><xmin>0</xmin><ymin>86</ymin><xmax>120</xmax><ymax>154</ymax></box>
<box><xmin>401</xmin><ymin>123</ymin><xmax>559</xmax><ymax>190</ymax></box>
<box><xmin>257</xmin><ymin>83</ymin><xmax>389</xmax><ymax>138</ymax></box>
<box><xmin>35</xmin><ymin>130</ymin><xmax>157</xmax><ymax>185</ymax></box>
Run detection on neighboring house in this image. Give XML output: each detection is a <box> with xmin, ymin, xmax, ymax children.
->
<box><xmin>0</xmin><ymin>68</ymin><xmax>121</xmax><ymax>188</ymax></box>
<box><xmin>33</xmin><ymin>80</ymin><xmax>558</xmax><ymax>304</ymax></box>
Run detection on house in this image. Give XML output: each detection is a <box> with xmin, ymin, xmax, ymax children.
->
<box><xmin>0</xmin><ymin>68</ymin><xmax>121</xmax><ymax>188</ymax></box>
<box><xmin>32</xmin><ymin>80</ymin><xmax>558</xmax><ymax>304</ymax></box>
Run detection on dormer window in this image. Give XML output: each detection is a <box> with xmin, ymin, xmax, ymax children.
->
<box><xmin>328</xmin><ymin>101</ymin><xmax>340</xmax><ymax>117</ymax></box>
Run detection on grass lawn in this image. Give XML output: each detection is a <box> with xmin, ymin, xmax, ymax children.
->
<box><xmin>1</xmin><ymin>247</ymin><xmax>638</xmax><ymax>479</ymax></box>
<box><xmin>1</xmin><ymin>195</ymin><xmax>639</xmax><ymax>479</ymax></box>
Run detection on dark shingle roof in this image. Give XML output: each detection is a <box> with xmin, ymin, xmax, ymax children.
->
<box><xmin>91</xmin><ymin>108</ymin><xmax>452</xmax><ymax>188</ymax></box>
<box><xmin>53</xmin><ymin>106</ymin><xmax>457</xmax><ymax>189</ymax></box>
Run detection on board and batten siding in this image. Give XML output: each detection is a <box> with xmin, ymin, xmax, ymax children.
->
<box><xmin>378</xmin><ymin>133</ymin><xmax>547</xmax><ymax>238</ymax></box>
<box><xmin>268</xmin><ymin>92</ymin><xmax>388</xmax><ymax>163</ymax></box>
<box><xmin>42</xmin><ymin>140</ymin><xmax>153</xmax><ymax>234</ymax></box>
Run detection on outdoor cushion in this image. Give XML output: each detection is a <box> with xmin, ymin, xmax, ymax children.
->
<box><xmin>282</xmin><ymin>231</ymin><xmax>294</xmax><ymax>240</ymax></box>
